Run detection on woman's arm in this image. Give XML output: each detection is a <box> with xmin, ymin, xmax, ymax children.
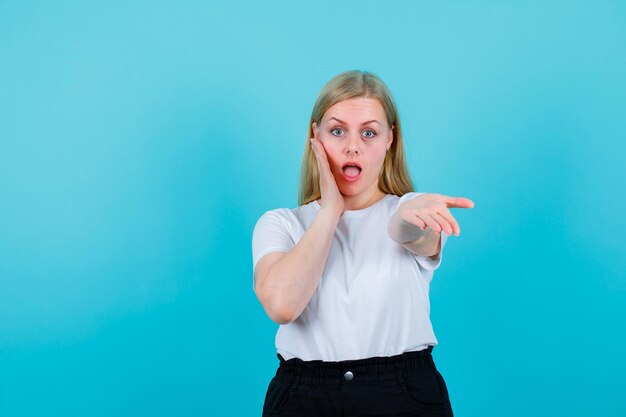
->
<box><xmin>255</xmin><ymin>207</ymin><xmax>340</xmax><ymax>324</ymax></box>
<box><xmin>388</xmin><ymin>193</ymin><xmax>474</xmax><ymax>257</ymax></box>
<box><xmin>255</xmin><ymin>136</ymin><xmax>344</xmax><ymax>324</ymax></box>
<box><xmin>388</xmin><ymin>208</ymin><xmax>442</xmax><ymax>257</ymax></box>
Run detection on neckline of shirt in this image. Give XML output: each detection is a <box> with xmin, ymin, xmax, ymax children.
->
<box><xmin>311</xmin><ymin>194</ymin><xmax>394</xmax><ymax>217</ymax></box>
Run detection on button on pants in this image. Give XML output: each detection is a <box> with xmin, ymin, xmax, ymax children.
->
<box><xmin>262</xmin><ymin>345</ymin><xmax>454</xmax><ymax>417</ymax></box>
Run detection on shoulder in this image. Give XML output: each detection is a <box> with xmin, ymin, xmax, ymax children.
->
<box><xmin>256</xmin><ymin>207</ymin><xmax>292</xmax><ymax>221</ymax></box>
<box><xmin>254</xmin><ymin>201</ymin><xmax>317</xmax><ymax>228</ymax></box>
<box><xmin>254</xmin><ymin>207</ymin><xmax>293</xmax><ymax>230</ymax></box>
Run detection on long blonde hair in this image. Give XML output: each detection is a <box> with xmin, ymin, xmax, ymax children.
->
<box><xmin>298</xmin><ymin>70</ymin><xmax>415</xmax><ymax>206</ymax></box>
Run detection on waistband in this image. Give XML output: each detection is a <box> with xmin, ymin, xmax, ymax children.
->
<box><xmin>274</xmin><ymin>346</ymin><xmax>436</xmax><ymax>385</ymax></box>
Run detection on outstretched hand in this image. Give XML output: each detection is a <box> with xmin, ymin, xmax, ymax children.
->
<box><xmin>399</xmin><ymin>193</ymin><xmax>475</xmax><ymax>236</ymax></box>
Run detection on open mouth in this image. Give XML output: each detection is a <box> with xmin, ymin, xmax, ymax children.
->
<box><xmin>341</xmin><ymin>162</ymin><xmax>362</xmax><ymax>181</ymax></box>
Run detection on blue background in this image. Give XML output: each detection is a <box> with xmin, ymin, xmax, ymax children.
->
<box><xmin>1</xmin><ymin>1</ymin><xmax>625</xmax><ymax>416</ymax></box>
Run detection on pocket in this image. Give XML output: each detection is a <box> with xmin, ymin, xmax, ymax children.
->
<box><xmin>397</xmin><ymin>370</ymin><xmax>451</xmax><ymax>411</ymax></box>
<box><xmin>262</xmin><ymin>376</ymin><xmax>296</xmax><ymax>413</ymax></box>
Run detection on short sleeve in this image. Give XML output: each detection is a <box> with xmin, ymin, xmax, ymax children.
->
<box><xmin>251</xmin><ymin>209</ymin><xmax>295</xmax><ymax>291</ymax></box>
<box><xmin>394</xmin><ymin>191</ymin><xmax>448</xmax><ymax>272</ymax></box>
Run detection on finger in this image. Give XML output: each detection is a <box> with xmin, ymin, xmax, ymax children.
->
<box><xmin>431</xmin><ymin>212</ymin><xmax>454</xmax><ymax>236</ymax></box>
<box><xmin>310</xmin><ymin>138</ymin><xmax>331</xmax><ymax>173</ymax></box>
<box><xmin>310</xmin><ymin>139</ymin><xmax>323</xmax><ymax>172</ymax></box>
<box><xmin>434</xmin><ymin>207</ymin><xmax>460</xmax><ymax>236</ymax></box>
<box><xmin>310</xmin><ymin>138</ymin><xmax>327</xmax><ymax>174</ymax></box>
<box><xmin>416</xmin><ymin>212</ymin><xmax>441</xmax><ymax>233</ymax></box>
<box><xmin>311</xmin><ymin>138</ymin><xmax>340</xmax><ymax>196</ymax></box>
<box><xmin>405</xmin><ymin>213</ymin><xmax>427</xmax><ymax>230</ymax></box>
<box><xmin>401</xmin><ymin>208</ymin><xmax>428</xmax><ymax>230</ymax></box>
<box><xmin>441</xmin><ymin>196</ymin><xmax>475</xmax><ymax>209</ymax></box>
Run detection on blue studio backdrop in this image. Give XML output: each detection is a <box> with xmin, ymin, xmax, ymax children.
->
<box><xmin>1</xmin><ymin>1</ymin><xmax>625</xmax><ymax>416</ymax></box>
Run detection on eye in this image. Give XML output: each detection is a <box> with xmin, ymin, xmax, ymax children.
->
<box><xmin>331</xmin><ymin>128</ymin><xmax>344</xmax><ymax>136</ymax></box>
<box><xmin>363</xmin><ymin>129</ymin><xmax>377</xmax><ymax>139</ymax></box>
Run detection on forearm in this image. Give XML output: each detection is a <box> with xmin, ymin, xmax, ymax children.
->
<box><xmin>261</xmin><ymin>207</ymin><xmax>340</xmax><ymax>322</ymax></box>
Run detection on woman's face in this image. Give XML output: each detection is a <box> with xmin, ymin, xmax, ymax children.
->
<box><xmin>312</xmin><ymin>97</ymin><xmax>393</xmax><ymax>197</ymax></box>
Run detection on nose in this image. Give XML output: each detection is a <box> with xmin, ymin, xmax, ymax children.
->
<box><xmin>345</xmin><ymin>132</ymin><xmax>361</xmax><ymax>154</ymax></box>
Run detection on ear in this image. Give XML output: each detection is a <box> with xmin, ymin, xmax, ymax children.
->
<box><xmin>312</xmin><ymin>121</ymin><xmax>318</xmax><ymax>139</ymax></box>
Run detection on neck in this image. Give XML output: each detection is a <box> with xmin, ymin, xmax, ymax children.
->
<box><xmin>342</xmin><ymin>189</ymin><xmax>386</xmax><ymax>211</ymax></box>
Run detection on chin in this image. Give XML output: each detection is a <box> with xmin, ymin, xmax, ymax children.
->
<box><xmin>339</xmin><ymin>184</ymin><xmax>368</xmax><ymax>196</ymax></box>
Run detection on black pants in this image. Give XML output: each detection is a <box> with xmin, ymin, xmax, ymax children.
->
<box><xmin>262</xmin><ymin>346</ymin><xmax>454</xmax><ymax>417</ymax></box>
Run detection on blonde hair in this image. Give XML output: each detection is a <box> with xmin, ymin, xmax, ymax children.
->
<box><xmin>298</xmin><ymin>70</ymin><xmax>415</xmax><ymax>206</ymax></box>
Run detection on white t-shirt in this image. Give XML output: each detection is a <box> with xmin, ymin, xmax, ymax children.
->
<box><xmin>251</xmin><ymin>192</ymin><xmax>449</xmax><ymax>361</ymax></box>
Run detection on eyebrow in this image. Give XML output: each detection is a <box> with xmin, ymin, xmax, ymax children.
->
<box><xmin>328</xmin><ymin>117</ymin><xmax>382</xmax><ymax>126</ymax></box>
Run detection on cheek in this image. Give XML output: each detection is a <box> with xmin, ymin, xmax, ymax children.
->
<box><xmin>366</xmin><ymin>148</ymin><xmax>388</xmax><ymax>173</ymax></box>
<box><xmin>320</xmin><ymin>142</ymin><xmax>342</xmax><ymax>163</ymax></box>
<box><xmin>367</xmin><ymin>144</ymin><xmax>388</xmax><ymax>160</ymax></box>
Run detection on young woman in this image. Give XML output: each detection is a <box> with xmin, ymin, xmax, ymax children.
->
<box><xmin>252</xmin><ymin>70</ymin><xmax>474</xmax><ymax>417</ymax></box>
